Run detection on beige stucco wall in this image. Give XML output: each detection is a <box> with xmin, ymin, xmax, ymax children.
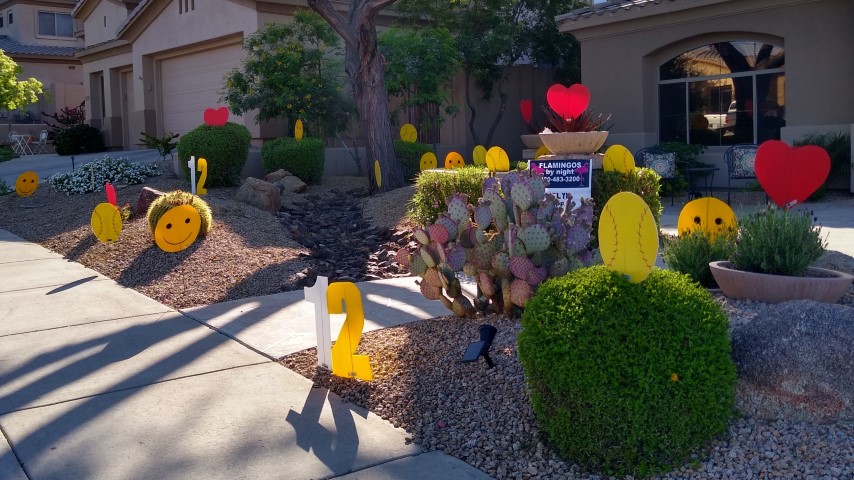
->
<box><xmin>561</xmin><ymin>0</ymin><xmax>854</xmax><ymax>188</ymax></box>
<box><xmin>16</xmin><ymin>59</ymin><xmax>84</xmax><ymax>115</ymax></box>
<box><xmin>3</xmin><ymin>2</ymin><xmax>81</xmax><ymax>47</ymax></box>
<box><xmin>79</xmin><ymin>0</ymin><xmax>129</xmax><ymax>47</ymax></box>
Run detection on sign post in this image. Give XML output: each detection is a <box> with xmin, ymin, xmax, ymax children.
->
<box><xmin>303</xmin><ymin>276</ymin><xmax>332</xmax><ymax>369</ymax></box>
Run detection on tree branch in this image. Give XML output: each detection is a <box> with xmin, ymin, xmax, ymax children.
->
<box><xmin>368</xmin><ymin>0</ymin><xmax>397</xmax><ymax>14</ymax></box>
<box><xmin>307</xmin><ymin>0</ymin><xmax>356</xmax><ymax>45</ymax></box>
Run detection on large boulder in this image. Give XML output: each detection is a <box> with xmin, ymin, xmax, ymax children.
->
<box><xmin>274</xmin><ymin>175</ymin><xmax>307</xmax><ymax>195</ymax></box>
<box><xmin>236</xmin><ymin>177</ymin><xmax>280</xmax><ymax>213</ymax></box>
<box><xmin>264</xmin><ymin>169</ymin><xmax>294</xmax><ymax>183</ymax></box>
<box><xmin>732</xmin><ymin>300</ymin><xmax>854</xmax><ymax>423</ymax></box>
<box><xmin>134</xmin><ymin>187</ymin><xmax>166</xmax><ymax>218</ymax></box>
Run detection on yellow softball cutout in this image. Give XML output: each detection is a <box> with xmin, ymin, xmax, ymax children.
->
<box><xmin>154</xmin><ymin>204</ymin><xmax>202</xmax><ymax>253</ymax></box>
<box><xmin>420</xmin><ymin>152</ymin><xmax>438</xmax><ymax>171</ymax></box>
<box><xmin>677</xmin><ymin>197</ymin><xmax>737</xmax><ymax>239</ymax></box>
<box><xmin>444</xmin><ymin>152</ymin><xmax>465</xmax><ymax>169</ymax></box>
<box><xmin>598</xmin><ymin>192</ymin><xmax>658</xmax><ymax>283</ymax></box>
<box><xmin>295</xmin><ymin>119</ymin><xmax>304</xmax><ymax>141</ymax></box>
<box><xmin>603</xmin><ymin>145</ymin><xmax>636</xmax><ymax>173</ymax></box>
<box><xmin>534</xmin><ymin>146</ymin><xmax>551</xmax><ymax>159</ymax></box>
<box><xmin>486</xmin><ymin>146</ymin><xmax>510</xmax><ymax>172</ymax></box>
<box><xmin>400</xmin><ymin>123</ymin><xmax>417</xmax><ymax>143</ymax></box>
<box><xmin>374</xmin><ymin>160</ymin><xmax>382</xmax><ymax>188</ymax></box>
<box><xmin>91</xmin><ymin>202</ymin><xmax>122</xmax><ymax>243</ymax></box>
<box><xmin>472</xmin><ymin>145</ymin><xmax>487</xmax><ymax>166</ymax></box>
<box><xmin>15</xmin><ymin>171</ymin><xmax>39</xmax><ymax>197</ymax></box>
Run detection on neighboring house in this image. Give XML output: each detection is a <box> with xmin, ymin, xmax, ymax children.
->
<box><xmin>557</xmin><ymin>0</ymin><xmax>854</xmax><ymax>191</ymax></box>
<box><xmin>0</xmin><ymin>0</ymin><xmax>84</xmax><ymax>133</ymax></box>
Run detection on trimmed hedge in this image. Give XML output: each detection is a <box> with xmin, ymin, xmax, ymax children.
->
<box><xmin>592</xmin><ymin>167</ymin><xmax>662</xmax><ymax>246</ymax></box>
<box><xmin>394</xmin><ymin>140</ymin><xmax>433</xmax><ymax>183</ymax></box>
<box><xmin>261</xmin><ymin>137</ymin><xmax>325</xmax><ymax>184</ymax></box>
<box><xmin>518</xmin><ymin>266</ymin><xmax>736</xmax><ymax>477</ymax></box>
<box><xmin>177</xmin><ymin>122</ymin><xmax>251</xmax><ymax>187</ymax></box>
<box><xmin>53</xmin><ymin>124</ymin><xmax>106</xmax><ymax>156</ymax></box>
<box><xmin>407</xmin><ymin>165</ymin><xmax>487</xmax><ymax>226</ymax></box>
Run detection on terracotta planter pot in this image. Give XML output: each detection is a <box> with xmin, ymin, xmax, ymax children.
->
<box><xmin>709</xmin><ymin>261</ymin><xmax>853</xmax><ymax>304</ymax></box>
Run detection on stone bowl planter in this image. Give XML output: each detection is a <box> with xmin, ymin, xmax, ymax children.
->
<box><xmin>538</xmin><ymin>131</ymin><xmax>608</xmax><ymax>155</ymax></box>
<box><xmin>520</xmin><ymin>134</ymin><xmax>544</xmax><ymax>149</ymax></box>
<box><xmin>709</xmin><ymin>261</ymin><xmax>854</xmax><ymax>304</ymax></box>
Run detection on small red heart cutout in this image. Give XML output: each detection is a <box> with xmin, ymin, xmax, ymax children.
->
<box><xmin>547</xmin><ymin>83</ymin><xmax>590</xmax><ymax>119</ymax></box>
<box><xmin>520</xmin><ymin>99</ymin><xmax>533</xmax><ymax>124</ymax></box>
<box><xmin>755</xmin><ymin>140</ymin><xmax>830</xmax><ymax>208</ymax></box>
<box><xmin>105</xmin><ymin>182</ymin><xmax>117</xmax><ymax>206</ymax></box>
<box><xmin>203</xmin><ymin>107</ymin><xmax>229</xmax><ymax>127</ymax></box>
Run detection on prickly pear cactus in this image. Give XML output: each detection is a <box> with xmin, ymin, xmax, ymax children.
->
<box><xmin>396</xmin><ymin>166</ymin><xmax>595</xmax><ymax>317</ymax></box>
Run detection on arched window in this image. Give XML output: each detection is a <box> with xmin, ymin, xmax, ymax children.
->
<box><xmin>658</xmin><ymin>41</ymin><xmax>785</xmax><ymax>146</ymax></box>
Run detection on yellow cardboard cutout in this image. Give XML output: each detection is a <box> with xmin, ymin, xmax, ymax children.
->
<box><xmin>534</xmin><ymin>146</ymin><xmax>550</xmax><ymax>159</ymax></box>
<box><xmin>327</xmin><ymin>282</ymin><xmax>373</xmax><ymax>381</ymax></box>
<box><xmin>420</xmin><ymin>152</ymin><xmax>437</xmax><ymax>171</ymax></box>
<box><xmin>374</xmin><ymin>160</ymin><xmax>382</xmax><ymax>188</ymax></box>
<box><xmin>444</xmin><ymin>152</ymin><xmax>464</xmax><ymax>169</ymax></box>
<box><xmin>677</xmin><ymin>197</ymin><xmax>737</xmax><ymax>239</ymax></box>
<box><xmin>486</xmin><ymin>146</ymin><xmax>510</xmax><ymax>172</ymax></box>
<box><xmin>472</xmin><ymin>145</ymin><xmax>487</xmax><ymax>166</ymax></box>
<box><xmin>154</xmin><ymin>204</ymin><xmax>202</xmax><ymax>253</ymax></box>
<box><xmin>91</xmin><ymin>202</ymin><xmax>122</xmax><ymax>243</ymax></box>
<box><xmin>400</xmin><ymin>123</ymin><xmax>417</xmax><ymax>143</ymax></box>
<box><xmin>295</xmin><ymin>119</ymin><xmax>304</xmax><ymax>141</ymax></box>
<box><xmin>598</xmin><ymin>192</ymin><xmax>658</xmax><ymax>283</ymax></box>
<box><xmin>603</xmin><ymin>145</ymin><xmax>635</xmax><ymax>173</ymax></box>
<box><xmin>196</xmin><ymin>158</ymin><xmax>208</xmax><ymax>195</ymax></box>
<box><xmin>15</xmin><ymin>171</ymin><xmax>38</xmax><ymax>197</ymax></box>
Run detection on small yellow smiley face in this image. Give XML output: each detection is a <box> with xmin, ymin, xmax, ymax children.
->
<box><xmin>15</xmin><ymin>171</ymin><xmax>39</xmax><ymax>197</ymax></box>
<box><xmin>400</xmin><ymin>124</ymin><xmax>417</xmax><ymax>143</ymax></box>
<box><xmin>91</xmin><ymin>202</ymin><xmax>123</xmax><ymax>243</ymax></box>
<box><xmin>444</xmin><ymin>152</ymin><xmax>464</xmax><ymax>169</ymax></box>
<box><xmin>154</xmin><ymin>205</ymin><xmax>202</xmax><ymax>253</ymax></box>
<box><xmin>420</xmin><ymin>152</ymin><xmax>437</xmax><ymax>171</ymax></box>
<box><xmin>677</xmin><ymin>197</ymin><xmax>737</xmax><ymax>239</ymax></box>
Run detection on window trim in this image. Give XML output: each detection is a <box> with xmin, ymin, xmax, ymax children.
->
<box><xmin>35</xmin><ymin>10</ymin><xmax>74</xmax><ymax>39</ymax></box>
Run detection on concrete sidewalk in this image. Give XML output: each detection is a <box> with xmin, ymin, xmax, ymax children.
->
<box><xmin>0</xmin><ymin>149</ymin><xmax>162</xmax><ymax>187</ymax></box>
<box><xmin>0</xmin><ymin>230</ymin><xmax>493</xmax><ymax>480</ymax></box>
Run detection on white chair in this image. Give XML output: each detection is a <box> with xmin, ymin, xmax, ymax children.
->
<box><xmin>31</xmin><ymin>130</ymin><xmax>48</xmax><ymax>155</ymax></box>
<box><xmin>8</xmin><ymin>131</ymin><xmax>24</xmax><ymax>155</ymax></box>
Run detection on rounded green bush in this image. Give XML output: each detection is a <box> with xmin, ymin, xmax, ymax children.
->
<box><xmin>177</xmin><ymin>122</ymin><xmax>250</xmax><ymax>187</ymax></box>
<box><xmin>146</xmin><ymin>190</ymin><xmax>213</xmax><ymax>236</ymax></box>
<box><xmin>407</xmin><ymin>165</ymin><xmax>487</xmax><ymax>226</ymax></box>
<box><xmin>261</xmin><ymin>136</ymin><xmax>325</xmax><ymax>184</ymax></box>
<box><xmin>662</xmin><ymin>229</ymin><xmax>736</xmax><ymax>288</ymax></box>
<box><xmin>592</xmin><ymin>168</ymin><xmax>662</xmax><ymax>247</ymax></box>
<box><xmin>518</xmin><ymin>266</ymin><xmax>736</xmax><ymax>477</ymax></box>
<box><xmin>53</xmin><ymin>124</ymin><xmax>106</xmax><ymax>156</ymax></box>
<box><xmin>394</xmin><ymin>140</ymin><xmax>433</xmax><ymax>183</ymax></box>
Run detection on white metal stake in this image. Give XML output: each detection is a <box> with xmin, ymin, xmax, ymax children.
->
<box><xmin>188</xmin><ymin>156</ymin><xmax>197</xmax><ymax>194</ymax></box>
<box><xmin>303</xmin><ymin>276</ymin><xmax>332</xmax><ymax>369</ymax></box>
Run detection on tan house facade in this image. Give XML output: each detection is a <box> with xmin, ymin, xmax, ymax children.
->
<box><xmin>558</xmin><ymin>0</ymin><xmax>854</xmax><ymax>191</ymax></box>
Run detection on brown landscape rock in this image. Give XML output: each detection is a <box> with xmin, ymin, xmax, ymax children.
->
<box><xmin>264</xmin><ymin>169</ymin><xmax>294</xmax><ymax>183</ymax></box>
<box><xmin>134</xmin><ymin>187</ymin><xmax>166</xmax><ymax>217</ymax></box>
<box><xmin>237</xmin><ymin>177</ymin><xmax>280</xmax><ymax>213</ymax></box>
<box><xmin>274</xmin><ymin>176</ymin><xmax>307</xmax><ymax>195</ymax></box>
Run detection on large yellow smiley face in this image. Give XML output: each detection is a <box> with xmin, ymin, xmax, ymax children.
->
<box><xmin>15</xmin><ymin>171</ymin><xmax>39</xmax><ymax>197</ymax></box>
<box><xmin>154</xmin><ymin>205</ymin><xmax>202</xmax><ymax>253</ymax></box>
<box><xmin>677</xmin><ymin>197</ymin><xmax>737</xmax><ymax>239</ymax></box>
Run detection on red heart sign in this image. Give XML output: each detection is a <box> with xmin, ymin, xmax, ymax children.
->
<box><xmin>104</xmin><ymin>182</ymin><xmax>117</xmax><ymax>206</ymax></box>
<box><xmin>203</xmin><ymin>107</ymin><xmax>229</xmax><ymax>127</ymax></box>
<box><xmin>755</xmin><ymin>140</ymin><xmax>830</xmax><ymax>209</ymax></box>
<box><xmin>546</xmin><ymin>83</ymin><xmax>590</xmax><ymax>119</ymax></box>
<box><xmin>520</xmin><ymin>99</ymin><xmax>533</xmax><ymax>124</ymax></box>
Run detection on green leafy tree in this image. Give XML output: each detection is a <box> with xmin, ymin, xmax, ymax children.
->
<box><xmin>0</xmin><ymin>50</ymin><xmax>43</xmax><ymax>123</ymax></box>
<box><xmin>379</xmin><ymin>27</ymin><xmax>461</xmax><ymax>136</ymax></box>
<box><xmin>221</xmin><ymin>11</ymin><xmax>351</xmax><ymax>138</ymax></box>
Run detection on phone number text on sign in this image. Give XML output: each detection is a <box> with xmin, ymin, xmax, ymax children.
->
<box><xmin>530</xmin><ymin>159</ymin><xmax>591</xmax><ymax>189</ymax></box>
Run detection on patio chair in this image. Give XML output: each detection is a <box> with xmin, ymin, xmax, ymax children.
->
<box><xmin>723</xmin><ymin>143</ymin><xmax>758</xmax><ymax>204</ymax></box>
<box><xmin>635</xmin><ymin>146</ymin><xmax>684</xmax><ymax>205</ymax></box>
<box><xmin>8</xmin><ymin>131</ymin><xmax>23</xmax><ymax>155</ymax></box>
<box><xmin>31</xmin><ymin>130</ymin><xmax>49</xmax><ymax>155</ymax></box>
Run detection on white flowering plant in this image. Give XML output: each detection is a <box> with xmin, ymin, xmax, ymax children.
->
<box><xmin>49</xmin><ymin>155</ymin><xmax>160</xmax><ymax>195</ymax></box>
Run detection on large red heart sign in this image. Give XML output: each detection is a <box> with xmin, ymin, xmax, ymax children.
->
<box><xmin>203</xmin><ymin>107</ymin><xmax>229</xmax><ymax>127</ymax></box>
<box><xmin>546</xmin><ymin>83</ymin><xmax>590</xmax><ymax>119</ymax></box>
<box><xmin>755</xmin><ymin>140</ymin><xmax>830</xmax><ymax>208</ymax></box>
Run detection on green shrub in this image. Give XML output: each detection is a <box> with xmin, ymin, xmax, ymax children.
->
<box><xmin>177</xmin><ymin>122</ymin><xmax>251</xmax><ymax>187</ymax></box>
<box><xmin>140</xmin><ymin>131</ymin><xmax>180</xmax><ymax>160</ymax></box>
<box><xmin>518</xmin><ymin>266</ymin><xmax>736</xmax><ymax>477</ymax></box>
<box><xmin>48</xmin><ymin>155</ymin><xmax>159</xmax><ymax>195</ymax></box>
<box><xmin>591</xmin><ymin>167</ymin><xmax>662</xmax><ymax>246</ymax></box>
<box><xmin>794</xmin><ymin>131</ymin><xmax>851</xmax><ymax>200</ymax></box>
<box><xmin>394</xmin><ymin>140</ymin><xmax>433</xmax><ymax>183</ymax></box>
<box><xmin>146</xmin><ymin>190</ymin><xmax>213</xmax><ymax>236</ymax></box>
<box><xmin>0</xmin><ymin>178</ymin><xmax>12</xmax><ymax>195</ymax></box>
<box><xmin>261</xmin><ymin>136</ymin><xmax>325</xmax><ymax>184</ymax></box>
<box><xmin>662</xmin><ymin>229</ymin><xmax>736</xmax><ymax>288</ymax></box>
<box><xmin>730</xmin><ymin>206</ymin><xmax>826</xmax><ymax>276</ymax></box>
<box><xmin>407</xmin><ymin>166</ymin><xmax>487</xmax><ymax>226</ymax></box>
<box><xmin>0</xmin><ymin>145</ymin><xmax>14</xmax><ymax>162</ymax></box>
<box><xmin>53</xmin><ymin>124</ymin><xmax>106</xmax><ymax>156</ymax></box>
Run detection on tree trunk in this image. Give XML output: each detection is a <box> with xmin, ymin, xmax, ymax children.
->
<box><xmin>308</xmin><ymin>0</ymin><xmax>403</xmax><ymax>194</ymax></box>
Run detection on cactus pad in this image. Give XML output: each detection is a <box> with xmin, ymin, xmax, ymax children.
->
<box><xmin>511</xmin><ymin>182</ymin><xmax>536</xmax><ymax>211</ymax></box>
<box><xmin>413</xmin><ymin>227</ymin><xmax>430</xmax><ymax>245</ymax></box>
<box><xmin>463</xmin><ymin>262</ymin><xmax>479</xmax><ymax>277</ymax></box>
<box><xmin>395</xmin><ymin>248</ymin><xmax>411</xmax><ymax>268</ymax></box>
<box><xmin>510</xmin><ymin>278</ymin><xmax>532</xmax><ymax>307</ymax></box>
<box><xmin>473</xmin><ymin>243</ymin><xmax>494</xmax><ymax>270</ymax></box>
<box><xmin>428</xmin><ymin>224</ymin><xmax>450</xmax><ymax>245</ymax></box>
<box><xmin>410</xmin><ymin>253</ymin><xmax>428</xmax><ymax>277</ymax></box>
<box><xmin>474</xmin><ymin>203</ymin><xmax>493</xmax><ymax>230</ymax></box>
<box><xmin>445</xmin><ymin>193</ymin><xmax>469</xmax><ymax>224</ymax></box>
<box><xmin>492</xmin><ymin>251</ymin><xmax>511</xmax><ymax>277</ymax></box>
<box><xmin>526</xmin><ymin>266</ymin><xmax>548</xmax><ymax>286</ymax></box>
<box><xmin>420</xmin><ymin>246</ymin><xmax>439</xmax><ymax>268</ymax></box>
<box><xmin>446</xmin><ymin>244</ymin><xmax>467</xmax><ymax>271</ymax></box>
<box><xmin>435</xmin><ymin>214</ymin><xmax>459</xmax><ymax>241</ymax></box>
<box><xmin>420</xmin><ymin>279</ymin><xmax>442</xmax><ymax>301</ymax></box>
<box><xmin>509</xmin><ymin>255</ymin><xmax>535</xmax><ymax>279</ymax></box>
<box><xmin>520</xmin><ymin>224</ymin><xmax>551</xmax><ymax>254</ymax></box>
<box><xmin>479</xmin><ymin>272</ymin><xmax>496</xmax><ymax>297</ymax></box>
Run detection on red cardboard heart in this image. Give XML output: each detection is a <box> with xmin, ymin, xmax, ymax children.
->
<box><xmin>755</xmin><ymin>140</ymin><xmax>830</xmax><ymax>208</ymax></box>
<box><xmin>203</xmin><ymin>107</ymin><xmax>229</xmax><ymax>127</ymax></box>
<box><xmin>105</xmin><ymin>182</ymin><xmax>117</xmax><ymax>206</ymax></box>
<box><xmin>546</xmin><ymin>83</ymin><xmax>590</xmax><ymax>119</ymax></box>
<box><xmin>520</xmin><ymin>99</ymin><xmax>532</xmax><ymax>124</ymax></box>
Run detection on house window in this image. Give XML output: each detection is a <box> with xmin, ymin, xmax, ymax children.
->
<box><xmin>38</xmin><ymin>12</ymin><xmax>73</xmax><ymax>37</ymax></box>
<box><xmin>7</xmin><ymin>11</ymin><xmax>12</xmax><ymax>25</ymax></box>
<box><xmin>179</xmin><ymin>0</ymin><xmax>195</xmax><ymax>14</ymax></box>
<box><xmin>0</xmin><ymin>16</ymin><xmax>4</xmax><ymax>28</ymax></box>
<box><xmin>658</xmin><ymin>41</ymin><xmax>785</xmax><ymax>146</ymax></box>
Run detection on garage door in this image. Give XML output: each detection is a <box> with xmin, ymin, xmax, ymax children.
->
<box><xmin>160</xmin><ymin>44</ymin><xmax>244</xmax><ymax>136</ymax></box>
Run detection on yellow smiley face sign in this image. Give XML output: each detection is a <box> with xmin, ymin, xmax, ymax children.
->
<box><xmin>15</xmin><ymin>171</ymin><xmax>39</xmax><ymax>197</ymax></box>
<box><xmin>154</xmin><ymin>204</ymin><xmax>202</xmax><ymax>253</ymax></box>
<box><xmin>486</xmin><ymin>146</ymin><xmax>510</xmax><ymax>172</ymax></box>
<box><xmin>598</xmin><ymin>192</ymin><xmax>658</xmax><ymax>283</ymax></box>
<box><xmin>534</xmin><ymin>146</ymin><xmax>551</xmax><ymax>159</ymax></box>
<box><xmin>472</xmin><ymin>145</ymin><xmax>487</xmax><ymax>166</ymax></box>
<box><xmin>374</xmin><ymin>160</ymin><xmax>382</xmax><ymax>189</ymax></box>
<box><xmin>420</xmin><ymin>152</ymin><xmax>437</xmax><ymax>171</ymax></box>
<box><xmin>91</xmin><ymin>202</ymin><xmax>122</xmax><ymax>243</ymax></box>
<box><xmin>295</xmin><ymin>119</ymin><xmax>304</xmax><ymax>141</ymax></box>
<box><xmin>400</xmin><ymin>124</ymin><xmax>417</xmax><ymax>143</ymax></box>
<box><xmin>603</xmin><ymin>145</ymin><xmax>636</xmax><ymax>173</ymax></box>
<box><xmin>677</xmin><ymin>197</ymin><xmax>737</xmax><ymax>239</ymax></box>
<box><xmin>444</xmin><ymin>152</ymin><xmax>465</xmax><ymax>169</ymax></box>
